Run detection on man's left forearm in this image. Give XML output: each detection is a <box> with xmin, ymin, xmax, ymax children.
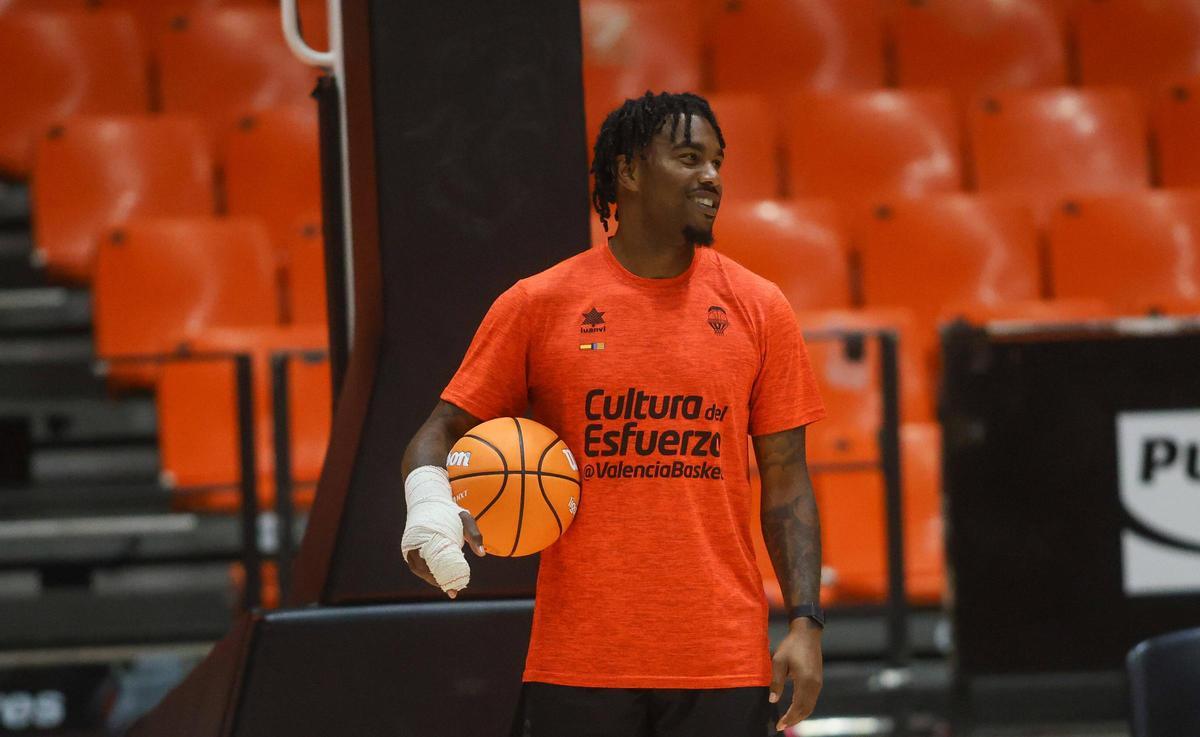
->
<box><xmin>754</xmin><ymin>428</ymin><xmax>822</xmax><ymax>612</ymax></box>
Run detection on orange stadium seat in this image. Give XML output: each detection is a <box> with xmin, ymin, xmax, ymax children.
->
<box><xmin>223</xmin><ymin>105</ymin><xmax>321</xmax><ymax>251</ymax></box>
<box><xmin>1074</xmin><ymin>0</ymin><xmax>1200</xmax><ymax>95</ymax></box>
<box><xmin>1152</xmin><ymin>78</ymin><xmax>1200</xmax><ymax>187</ymax></box>
<box><xmin>969</xmin><ymin>88</ymin><xmax>1150</xmax><ymax>222</ymax></box>
<box><xmin>282</xmin><ymin>215</ymin><xmax>328</xmax><ymax>326</ymax></box>
<box><xmin>0</xmin><ymin>10</ymin><xmax>148</xmax><ymax>177</ymax></box>
<box><xmin>782</xmin><ymin>90</ymin><xmax>961</xmax><ymax>204</ymax></box>
<box><xmin>714</xmin><ymin>200</ymin><xmax>851</xmax><ymax>311</ymax></box>
<box><xmin>893</xmin><ymin>0</ymin><xmax>1067</xmax><ymax>104</ymax></box>
<box><xmin>87</xmin><ymin>0</ymin><xmax>275</xmax><ymax>46</ymax></box>
<box><xmin>816</xmin><ymin>422</ymin><xmax>944</xmax><ymax>605</ymax></box>
<box><xmin>157</xmin><ymin>324</ymin><xmax>330</xmax><ymax>512</ymax></box>
<box><xmin>709</xmin><ymin>0</ymin><xmax>885</xmax><ymax>94</ymax></box>
<box><xmin>795</xmin><ymin>308</ymin><xmax>934</xmax><ymax>466</ymax></box>
<box><xmin>1048</xmin><ymin>191</ymin><xmax>1200</xmax><ymax>314</ymax></box>
<box><xmin>32</xmin><ymin>115</ymin><xmax>214</xmax><ymax>282</ymax></box>
<box><xmin>705</xmin><ymin>93</ymin><xmax>780</xmax><ymax>201</ymax></box>
<box><xmin>858</xmin><ymin>195</ymin><xmax>1042</xmax><ymax>330</ymax></box>
<box><xmin>93</xmin><ymin>217</ymin><xmax>279</xmax><ymax>386</ymax></box>
<box><xmin>580</xmin><ymin>0</ymin><xmax>702</xmax><ymax>103</ymax></box>
<box><xmin>157</xmin><ymin>7</ymin><xmax>320</xmax><ymax>140</ymax></box>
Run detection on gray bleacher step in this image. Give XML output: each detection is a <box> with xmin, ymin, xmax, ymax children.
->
<box><xmin>0</xmin><ymin>335</ymin><xmax>114</xmax><ymax>398</ymax></box>
<box><xmin>0</xmin><ymin>231</ymin><xmax>40</xmax><ymax>289</ymax></box>
<box><xmin>31</xmin><ymin>443</ymin><xmax>159</xmax><ymax>485</ymax></box>
<box><xmin>0</xmin><ymin>482</ymin><xmax>170</xmax><ymax>519</ymax></box>
<box><xmin>0</xmin><ymin>179</ymin><xmax>30</xmax><ymax>227</ymax></box>
<box><xmin>0</xmin><ymin>512</ymin><xmax>307</xmax><ymax>569</ymax></box>
<box><xmin>0</xmin><ymin>396</ymin><xmax>156</xmax><ymax>445</ymax></box>
<box><xmin>0</xmin><ymin>287</ymin><xmax>91</xmax><ymax>334</ymax></box>
<box><xmin>0</xmin><ymin>586</ymin><xmax>235</xmax><ymax>650</ymax></box>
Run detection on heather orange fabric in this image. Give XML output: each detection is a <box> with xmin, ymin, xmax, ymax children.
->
<box><xmin>441</xmin><ymin>244</ymin><xmax>825</xmax><ymax>688</ymax></box>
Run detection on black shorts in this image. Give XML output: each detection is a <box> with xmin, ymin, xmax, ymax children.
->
<box><xmin>512</xmin><ymin>682</ymin><xmax>774</xmax><ymax>737</ymax></box>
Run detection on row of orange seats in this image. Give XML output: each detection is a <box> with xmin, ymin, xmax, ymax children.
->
<box><xmin>0</xmin><ymin>3</ymin><xmax>325</xmax><ymax>177</ymax></box>
<box><xmin>584</xmin><ymin>86</ymin><xmax>1200</xmax><ymax>219</ymax></box>
<box><xmin>660</xmin><ymin>193</ymin><xmax>1200</xmax><ymax>419</ymax></box>
<box><xmin>93</xmin><ymin>215</ymin><xmax>331</xmax><ymax>513</ymax></box>
<box><xmin>31</xmin><ymin>107</ymin><xmax>321</xmax><ymax>286</ymax></box>
<box><xmin>749</xmin><ymin>422</ymin><xmax>945</xmax><ymax>608</ymax></box>
<box><xmin>582</xmin><ymin>0</ymin><xmax>1200</xmax><ymax>121</ymax></box>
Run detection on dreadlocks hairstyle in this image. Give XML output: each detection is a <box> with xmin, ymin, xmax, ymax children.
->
<box><xmin>590</xmin><ymin>91</ymin><xmax>725</xmax><ymax>233</ymax></box>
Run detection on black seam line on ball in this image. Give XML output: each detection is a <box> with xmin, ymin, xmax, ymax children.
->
<box><xmin>537</xmin><ymin>439</ymin><xmax>564</xmax><ymax>535</ymax></box>
<box><xmin>462</xmin><ymin>433</ymin><xmax>509</xmax><ymax>523</ymax></box>
<box><xmin>448</xmin><ymin>470</ymin><xmax>580</xmax><ymax>486</ymax></box>
<box><xmin>510</xmin><ymin>418</ymin><xmax>526</xmax><ymax>556</ymax></box>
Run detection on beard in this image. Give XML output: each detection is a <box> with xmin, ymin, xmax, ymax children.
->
<box><xmin>682</xmin><ymin>224</ymin><xmax>714</xmax><ymax>247</ymax></box>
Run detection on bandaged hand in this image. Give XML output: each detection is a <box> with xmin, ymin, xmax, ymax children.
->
<box><xmin>401</xmin><ymin>465</ymin><xmax>485</xmax><ymax>597</ymax></box>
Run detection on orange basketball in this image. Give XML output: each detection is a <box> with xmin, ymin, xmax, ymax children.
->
<box><xmin>446</xmin><ymin>417</ymin><xmax>581</xmax><ymax>557</ymax></box>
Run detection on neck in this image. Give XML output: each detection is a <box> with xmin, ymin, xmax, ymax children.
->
<box><xmin>608</xmin><ymin>211</ymin><xmax>695</xmax><ymax>279</ymax></box>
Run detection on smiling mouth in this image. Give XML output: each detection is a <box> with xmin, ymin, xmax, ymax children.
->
<box><xmin>690</xmin><ymin>194</ymin><xmax>719</xmax><ymax>216</ymax></box>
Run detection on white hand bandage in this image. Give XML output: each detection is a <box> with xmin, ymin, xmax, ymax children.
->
<box><xmin>401</xmin><ymin>465</ymin><xmax>471</xmax><ymax>593</ymax></box>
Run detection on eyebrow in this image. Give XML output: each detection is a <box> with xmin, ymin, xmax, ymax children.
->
<box><xmin>671</xmin><ymin>142</ymin><xmax>724</xmax><ymax>156</ymax></box>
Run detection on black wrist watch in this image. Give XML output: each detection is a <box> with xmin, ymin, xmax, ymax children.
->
<box><xmin>788</xmin><ymin>603</ymin><xmax>825</xmax><ymax>629</ymax></box>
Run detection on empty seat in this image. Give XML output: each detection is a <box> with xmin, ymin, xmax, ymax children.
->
<box><xmin>1127</xmin><ymin>627</ymin><xmax>1200</xmax><ymax>737</ymax></box>
<box><xmin>1048</xmin><ymin>191</ymin><xmax>1200</xmax><ymax>314</ymax></box>
<box><xmin>93</xmin><ymin>217</ymin><xmax>279</xmax><ymax>385</ymax></box>
<box><xmin>1075</xmin><ymin>0</ymin><xmax>1200</xmax><ymax>94</ymax></box>
<box><xmin>0</xmin><ymin>10</ymin><xmax>149</xmax><ymax>177</ymax></box>
<box><xmin>157</xmin><ymin>8</ymin><xmax>320</xmax><ymax>138</ymax></box>
<box><xmin>223</xmin><ymin>105</ymin><xmax>321</xmax><ymax>250</ymax></box>
<box><xmin>816</xmin><ymin>422</ymin><xmax>944</xmax><ymax>605</ymax></box>
<box><xmin>795</xmin><ymin>308</ymin><xmax>934</xmax><ymax>465</ymax></box>
<box><xmin>32</xmin><ymin>115</ymin><xmax>214</xmax><ymax>282</ymax></box>
<box><xmin>580</xmin><ymin>0</ymin><xmax>702</xmax><ymax>102</ymax></box>
<box><xmin>282</xmin><ymin>215</ymin><xmax>328</xmax><ymax>326</ymax></box>
<box><xmin>969</xmin><ymin>88</ymin><xmax>1150</xmax><ymax>221</ymax></box>
<box><xmin>782</xmin><ymin>90</ymin><xmax>961</xmax><ymax>204</ymax></box>
<box><xmin>1152</xmin><ymin>78</ymin><xmax>1200</xmax><ymax>187</ymax></box>
<box><xmin>709</xmin><ymin>0</ymin><xmax>885</xmax><ymax>94</ymax></box>
<box><xmin>893</xmin><ymin>0</ymin><xmax>1067</xmax><ymax>104</ymax></box>
<box><xmin>705</xmin><ymin>93</ymin><xmax>779</xmax><ymax>201</ymax></box>
<box><xmin>858</xmin><ymin>195</ymin><xmax>1042</xmax><ymax>330</ymax></box>
<box><xmin>714</xmin><ymin>200</ymin><xmax>852</xmax><ymax>311</ymax></box>
<box><xmin>157</xmin><ymin>324</ymin><xmax>330</xmax><ymax>512</ymax></box>
<box><xmin>88</xmin><ymin>0</ymin><xmax>276</xmax><ymax>46</ymax></box>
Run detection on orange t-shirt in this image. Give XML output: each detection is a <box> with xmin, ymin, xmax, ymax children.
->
<box><xmin>441</xmin><ymin>245</ymin><xmax>825</xmax><ymax>689</ymax></box>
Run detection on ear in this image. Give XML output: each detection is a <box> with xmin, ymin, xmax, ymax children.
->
<box><xmin>615</xmin><ymin>153</ymin><xmax>640</xmax><ymax>193</ymax></box>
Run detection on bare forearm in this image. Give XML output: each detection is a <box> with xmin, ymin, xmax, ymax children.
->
<box><xmin>754</xmin><ymin>428</ymin><xmax>822</xmax><ymax>609</ymax></box>
<box><xmin>401</xmin><ymin>401</ymin><xmax>480</xmax><ymax>478</ymax></box>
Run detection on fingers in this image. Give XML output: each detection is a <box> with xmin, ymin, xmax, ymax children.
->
<box><xmin>460</xmin><ymin>510</ymin><xmax>486</xmax><ymax>556</ymax></box>
<box><xmin>404</xmin><ymin>550</ymin><xmax>439</xmax><ymax>588</ymax></box>
<box><xmin>775</xmin><ymin>673</ymin><xmax>821</xmax><ymax>732</ymax></box>
<box><xmin>768</xmin><ymin>653</ymin><xmax>787</xmax><ymax>706</ymax></box>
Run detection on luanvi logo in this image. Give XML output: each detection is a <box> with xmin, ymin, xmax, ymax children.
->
<box><xmin>707</xmin><ymin>305</ymin><xmax>729</xmax><ymax>335</ymax></box>
<box><xmin>581</xmin><ymin>307</ymin><xmax>606</xmax><ymax>334</ymax></box>
<box><xmin>1115</xmin><ymin>410</ymin><xmax>1200</xmax><ymax>596</ymax></box>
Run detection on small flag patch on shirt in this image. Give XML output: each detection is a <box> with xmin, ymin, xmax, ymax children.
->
<box><xmin>579</xmin><ymin>342</ymin><xmax>605</xmax><ymax>351</ymax></box>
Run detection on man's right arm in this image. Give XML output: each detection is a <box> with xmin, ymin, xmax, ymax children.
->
<box><xmin>402</xmin><ymin>400</ymin><xmax>486</xmax><ymax>593</ymax></box>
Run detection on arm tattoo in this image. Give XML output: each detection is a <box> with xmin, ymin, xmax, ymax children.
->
<box><xmin>754</xmin><ymin>427</ymin><xmax>822</xmax><ymax>608</ymax></box>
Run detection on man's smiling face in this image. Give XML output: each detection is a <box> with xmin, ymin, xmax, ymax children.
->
<box><xmin>635</xmin><ymin>114</ymin><xmax>724</xmax><ymax>245</ymax></box>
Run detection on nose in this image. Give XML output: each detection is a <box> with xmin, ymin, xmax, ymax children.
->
<box><xmin>698</xmin><ymin>160</ymin><xmax>721</xmax><ymax>191</ymax></box>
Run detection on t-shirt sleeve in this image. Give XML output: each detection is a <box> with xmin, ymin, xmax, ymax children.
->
<box><xmin>748</xmin><ymin>287</ymin><xmax>826</xmax><ymax>437</ymax></box>
<box><xmin>440</xmin><ymin>282</ymin><xmax>531</xmax><ymax>421</ymax></box>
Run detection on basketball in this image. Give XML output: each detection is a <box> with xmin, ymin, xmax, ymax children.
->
<box><xmin>446</xmin><ymin>417</ymin><xmax>581</xmax><ymax>557</ymax></box>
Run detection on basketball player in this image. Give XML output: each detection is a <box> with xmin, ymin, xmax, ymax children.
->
<box><xmin>401</xmin><ymin>92</ymin><xmax>825</xmax><ymax>736</ymax></box>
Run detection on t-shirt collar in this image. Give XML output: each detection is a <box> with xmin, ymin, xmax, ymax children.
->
<box><xmin>601</xmin><ymin>243</ymin><xmax>704</xmax><ymax>289</ymax></box>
